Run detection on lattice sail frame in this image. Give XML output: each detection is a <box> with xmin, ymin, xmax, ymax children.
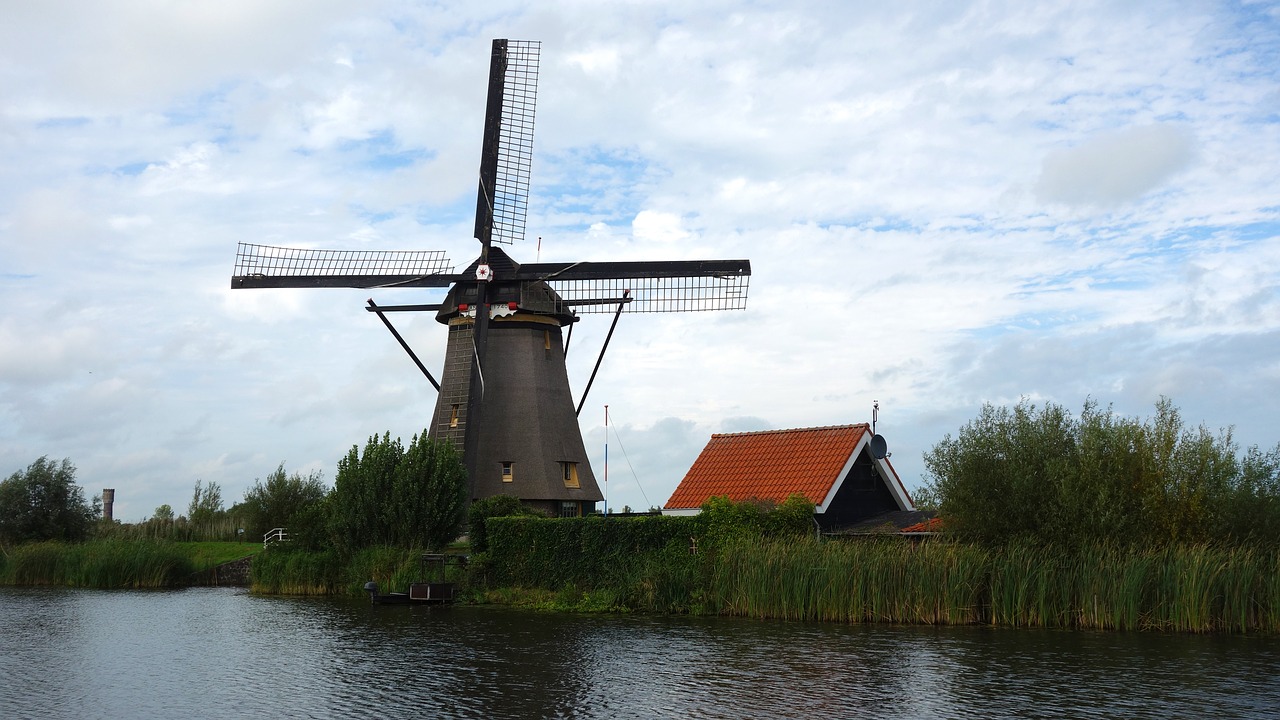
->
<box><xmin>490</xmin><ymin>40</ymin><xmax>539</xmax><ymax>246</ymax></box>
<box><xmin>232</xmin><ymin>243</ymin><xmax>454</xmax><ymax>288</ymax></box>
<box><xmin>530</xmin><ymin>275</ymin><xmax>751</xmax><ymax>314</ymax></box>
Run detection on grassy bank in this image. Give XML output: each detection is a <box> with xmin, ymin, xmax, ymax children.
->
<box><xmin>248</xmin><ymin>545</ymin><xmax>464</xmax><ymax>596</ymax></box>
<box><xmin>477</xmin><ymin>528</ymin><xmax>1280</xmax><ymax>632</ymax></box>
<box><xmin>7</xmin><ymin>534</ymin><xmax>1275</xmax><ymax>633</ymax></box>
<box><xmin>177</xmin><ymin>541</ymin><xmax>262</xmax><ymax>570</ymax></box>
<box><xmin>1</xmin><ymin>540</ymin><xmax>194</xmax><ymax>588</ymax></box>
<box><xmin>0</xmin><ymin>540</ymin><xmax>261</xmax><ymax>589</ymax></box>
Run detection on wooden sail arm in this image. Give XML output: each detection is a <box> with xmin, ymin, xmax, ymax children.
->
<box><xmin>232</xmin><ymin>274</ymin><xmax>459</xmax><ymax>289</ymax></box>
<box><xmin>519</xmin><ymin>259</ymin><xmax>751</xmax><ymax>281</ymax></box>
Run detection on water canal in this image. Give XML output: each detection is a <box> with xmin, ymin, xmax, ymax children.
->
<box><xmin>2</xmin><ymin>586</ymin><xmax>1277</xmax><ymax>718</ymax></box>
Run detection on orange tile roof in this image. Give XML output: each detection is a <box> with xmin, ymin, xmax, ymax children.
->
<box><xmin>901</xmin><ymin>517</ymin><xmax>943</xmax><ymax>533</ymax></box>
<box><xmin>664</xmin><ymin>424</ymin><xmax>870</xmax><ymax>510</ymax></box>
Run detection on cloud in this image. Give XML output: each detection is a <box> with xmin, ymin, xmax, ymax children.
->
<box><xmin>631</xmin><ymin>210</ymin><xmax>692</xmax><ymax>245</ymax></box>
<box><xmin>1</xmin><ymin>1</ymin><xmax>1277</xmax><ymax>521</ymax></box>
<box><xmin>1035</xmin><ymin>123</ymin><xmax>1197</xmax><ymax>207</ymax></box>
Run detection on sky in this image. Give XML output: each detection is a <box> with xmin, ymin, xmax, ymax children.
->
<box><xmin>2</xmin><ymin>0</ymin><xmax>1278</xmax><ymax>522</ymax></box>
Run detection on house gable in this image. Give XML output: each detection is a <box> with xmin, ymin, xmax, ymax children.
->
<box><xmin>817</xmin><ymin>432</ymin><xmax>914</xmax><ymax>521</ymax></box>
<box><xmin>663</xmin><ymin>424</ymin><xmax>914</xmax><ymax>526</ymax></box>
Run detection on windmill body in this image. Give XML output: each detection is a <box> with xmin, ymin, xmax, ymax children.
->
<box><xmin>230</xmin><ymin>40</ymin><xmax>750</xmax><ymax>516</ymax></box>
<box><xmin>429</xmin><ymin>246</ymin><xmax>599</xmax><ymax>516</ymax></box>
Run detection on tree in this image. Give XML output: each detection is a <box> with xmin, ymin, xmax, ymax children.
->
<box><xmin>0</xmin><ymin>457</ymin><xmax>98</xmax><ymax>544</ymax></box>
<box><xmin>240</xmin><ymin>463</ymin><xmax>328</xmax><ymax>539</ymax></box>
<box><xmin>393</xmin><ymin>433</ymin><xmax>468</xmax><ymax>551</ymax></box>
<box><xmin>331</xmin><ymin>432</ymin><xmax>403</xmax><ymax>549</ymax></box>
<box><xmin>152</xmin><ymin>504</ymin><xmax>175</xmax><ymax>522</ymax></box>
<box><xmin>330</xmin><ymin>431</ymin><xmax>468</xmax><ymax>551</ymax></box>
<box><xmin>187</xmin><ymin>479</ymin><xmax>224</xmax><ymax>525</ymax></box>
<box><xmin>921</xmin><ymin>397</ymin><xmax>1280</xmax><ymax>546</ymax></box>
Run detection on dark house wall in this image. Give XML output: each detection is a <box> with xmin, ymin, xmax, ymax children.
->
<box><xmin>817</xmin><ymin>450</ymin><xmax>899</xmax><ymax>530</ymax></box>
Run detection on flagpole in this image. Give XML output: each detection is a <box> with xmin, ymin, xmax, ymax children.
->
<box><xmin>604</xmin><ymin>404</ymin><xmax>609</xmax><ymax>516</ymax></box>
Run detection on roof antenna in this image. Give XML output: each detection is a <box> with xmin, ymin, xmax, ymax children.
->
<box><xmin>870</xmin><ymin>400</ymin><xmax>889</xmax><ymax>460</ymax></box>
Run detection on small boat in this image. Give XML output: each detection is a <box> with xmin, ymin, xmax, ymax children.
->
<box><xmin>363</xmin><ymin>553</ymin><xmax>464</xmax><ymax>605</ymax></box>
<box><xmin>363</xmin><ymin>581</ymin><xmax>412</xmax><ymax>605</ymax></box>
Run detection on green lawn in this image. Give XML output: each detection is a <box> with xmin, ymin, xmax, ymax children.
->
<box><xmin>176</xmin><ymin>541</ymin><xmax>262</xmax><ymax>571</ymax></box>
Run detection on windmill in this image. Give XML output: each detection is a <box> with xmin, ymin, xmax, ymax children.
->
<box><xmin>230</xmin><ymin>40</ymin><xmax>751</xmax><ymax>517</ymax></box>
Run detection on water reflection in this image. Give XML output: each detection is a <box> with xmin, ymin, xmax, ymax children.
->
<box><xmin>2</xmin><ymin>587</ymin><xmax>1278</xmax><ymax>719</ymax></box>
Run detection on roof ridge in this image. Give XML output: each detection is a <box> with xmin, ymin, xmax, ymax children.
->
<box><xmin>710</xmin><ymin>423</ymin><xmax>869</xmax><ymax>439</ymax></box>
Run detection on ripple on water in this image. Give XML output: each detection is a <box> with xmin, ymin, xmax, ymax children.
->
<box><xmin>2</xmin><ymin>588</ymin><xmax>1278</xmax><ymax>719</ymax></box>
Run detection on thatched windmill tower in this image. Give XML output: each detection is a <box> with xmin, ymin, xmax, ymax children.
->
<box><xmin>232</xmin><ymin>40</ymin><xmax>751</xmax><ymax>516</ymax></box>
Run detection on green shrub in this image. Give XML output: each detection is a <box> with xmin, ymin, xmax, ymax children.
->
<box><xmin>0</xmin><ymin>457</ymin><xmax>98</xmax><ymax>544</ymax></box>
<box><xmin>330</xmin><ymin>431</ymin><xmax>468</xmax><ymax>551</ymax></box>
<box><xmin>467</xmin><ymin>494</ymin><xmax>545</xmax><ymax>553</ymax></box>
<box><xmin>239</xmin><ymin>463</ymin><xmax>328</xmax><ymax>540</ymax></box>
<box><xmin>922</xmin><ymin>398</ymin><xmax>1280</xmax><ymax>546</ymax></box>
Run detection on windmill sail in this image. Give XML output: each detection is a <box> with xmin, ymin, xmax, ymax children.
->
<box><xmin>231</xmin><ymin>243</ymin><xmax>454</xmax><ymax>289</ymax></box>
<box><xmin>528</xmin><ymin>259</ymin><xmax>751</xmax><ymax>313</ymax></box>
<box><xmin>475</xmin><ymin>39</ymin><xmax>539</xmax><ymax>247</ymax></box>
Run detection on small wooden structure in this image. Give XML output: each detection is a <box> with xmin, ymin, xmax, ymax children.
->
<box><xmin>364</xmin><ymin>553</ymin><xmax>465</xmax><ymax>606</ymax></box>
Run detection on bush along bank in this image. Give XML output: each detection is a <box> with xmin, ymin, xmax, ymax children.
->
<box><xmin>475</xmin><ymin>507</ymin><xmax>1280</xmax><ymax>633</ymax></box>
<box><xmin>262</xmin><ymin>495</ymin><xmax>1274</xmax><ymax>633</ymax></box>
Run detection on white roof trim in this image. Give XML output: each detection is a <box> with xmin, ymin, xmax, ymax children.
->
<box><xmin>661</xmin><ymin>507</ymin><xmax>701</xmax><ymax>517</ymax></box>
<box><xmin>816</xmin><ymin>433</ymin><xmax>914</xmax><ymax>513</ymax></box>
<box><xmin>875</xmin><ymin>455</ymin><xmax>915</xmax><ymax>512</ymax></box>
<box><xmin>815</xmin><ymin>432</ymin><xmax>867</xmax><ymax>514</ymax></box>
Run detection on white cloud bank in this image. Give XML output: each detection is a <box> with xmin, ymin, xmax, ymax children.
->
<box><xmin>0</xmin><ymin>0</ymin><xmax>1277</xmax><ymax>520</ymax></box>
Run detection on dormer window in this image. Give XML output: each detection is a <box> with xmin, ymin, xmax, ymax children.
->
<box><xmin>560</xmin><ymin>461</ymin><xmax>580</xmax><ymax>489</ymax></box>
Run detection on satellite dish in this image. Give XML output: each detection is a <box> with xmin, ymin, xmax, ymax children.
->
<box><xmin>870</xmin><ymin>434</ymin><xmax>888</xmax><ymax>460</ymax></box>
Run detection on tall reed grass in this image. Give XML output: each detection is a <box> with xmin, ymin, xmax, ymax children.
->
<box><xmin>0</xmin><ymin>540</ymin><xmax>193</xmax><ymax>588</ymax></box>
<box><xmin>712</xmin><ymin>537</ymin><xmax>988</xmax><ymax>625</ymax></box>
<box><xmin>248</xmin><ymin>545</ymin><xmax>429</xmax><ymax>596</ymax></box>
<box><xmin>96</xmin><ymin>516</ymin><xmax>247</xmax><ymax>543</ymax></box>
<box><xmin>709</xmin><ymin>538</ymin><xmax>1280</xmax><ymax>633</ymax></box>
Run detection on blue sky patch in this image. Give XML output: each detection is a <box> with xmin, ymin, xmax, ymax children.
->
<box><xmin>536</xmin><ymin>145</ymin><xmax>655</xmax><ymax>222</ymax></box>
<box><xmin>349</xmin><ymin>204</ymin><xmax>396</xmax><ymax>224</ymax></box>
<box><xmin>339</xmin><ymin>129</ymin><xmax>434</xmax><ymax>171</ymax></box>
<box><xmin>36</xmin><ymin>117</ymin><xmax>91</xmax><ymax>129</ymax></box>
<box><xmin>115</xmin><ymin>162</ymin><xmax>151</xmax><ymax>176</ymax></box>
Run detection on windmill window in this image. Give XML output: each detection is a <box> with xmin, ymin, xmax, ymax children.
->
<box><xmin>560</xmin><ymin>501</ymin><xmax>580</xmax><ymax>518</ymax></box>
<box><xmin>501</xmin><ymin>462</ymin><xmax>514</xmax><ymax>483</ymax></box>
<box><xmin>544</xmin><ymin>330</ymin><xmax>551</xmax><ymax>350</ymax></box>
<box><xmin>450</xmin><ymin>405</ymin><xmax>459</xmax><ymax>428</ymax></box>
<box><xmin>560</xmin><ymin>462</ymin><xmax>580</xmax><ymax>489</ymax></box>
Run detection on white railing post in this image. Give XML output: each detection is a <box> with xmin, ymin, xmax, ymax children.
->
<box><xmin>263</xmin><ymin>527</ymin><xmax>289</xmax><ymax>548</ymax></box>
